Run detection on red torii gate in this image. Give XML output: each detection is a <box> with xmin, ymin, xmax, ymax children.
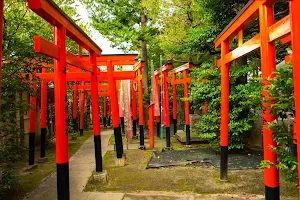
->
<box><xmin>133</xmin><ymin>61</ymin><xmax>145</xmax><ymax>149</ymax></box>
<box><xmin>170</xmin><ymin>63</ymin><xmax>192</xmax><ymax>145</ymax></box>
<box><xmin>38</xmin><ymin>53</ymin><xmax>137</xmax><ymax>133</ymax></box>
<box><xmin>154</xmin><ymin>69</ymin><xmax>161</xmax><ymax>137</ymax></box>
<box><xmin>154</xmin><ymin>63</ymin><xmax>172</xmax><ymax>148</ymax></box>
<box><xmin>25</xmin><ymin>0</ymin><xmax>131</xmax><ymax>198</ymax></box>
<box><xmin>72</xmin><ymin>82</ymin><xmax>109</xmax><ymax>133</ymax></box>
<box><xmin>214</xmin><ymin>0</ymin><xmax>299</xmax><ymax>199</ymax></box>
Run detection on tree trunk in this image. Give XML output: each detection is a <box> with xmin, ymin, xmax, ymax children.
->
<box><xmin>141</xmin><ymin>13</ymin><xmax>149</xmax><ymax>129</ymax></box>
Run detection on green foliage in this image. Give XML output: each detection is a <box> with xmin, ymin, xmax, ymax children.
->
<box><xmin>69</xmin><ymin>126</ymin><xmax>78</xmax><ymax>141</ymax></box>
<box><xmin>80</xmin><ymin>0</ymin><xmax>157</xmax><ymax>52</ymax></box>
<box><xmin>264</xmin><ymin>63</ymin><xmax>298</xmax><ymax>182</ymax></box>
<box><xmin>190</xmin><ymin>63</ymin><xmax>261</xmax><ymax>150</ymax></box>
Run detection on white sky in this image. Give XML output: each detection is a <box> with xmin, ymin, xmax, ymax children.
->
<box><xmin>76</xmin><ymin>4</ymin><xmax>125</xmax><ymax>54</ymax></box>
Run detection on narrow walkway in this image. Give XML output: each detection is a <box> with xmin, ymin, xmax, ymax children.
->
<box><xmin>24</xmin><ymin>129</ymin><xmax>113</xmax><ymax>200</ymax></box>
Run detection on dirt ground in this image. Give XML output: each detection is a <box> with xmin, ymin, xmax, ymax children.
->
<box><xmin>84</xmin><ymin>149</ymin><xmax>297</xmax><ymax>199</ymax></box>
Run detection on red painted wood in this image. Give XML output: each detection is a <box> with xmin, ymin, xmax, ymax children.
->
<box><xmin>149</xmin><ymin>104</ymin><xmax>154</xmax><ymax>148</ymax></box>
<box><xmin>90</xmin><ymin>51</ymin><xmax>100</xmax><ymax>136</ymax></box>
<box><xmin>204</xmin><ymin>101</ymin><xmax>208</xmax><ymax>114</ymax></box>
<box><xmin>172</xmin><ymin>74</ymin><xmax>177</xmax><ymax>119</ymax></box>
<box><xmin>54</xmin><ymin>26</ymin><xmax>68</xmax><ymax>164</ymax></box>
<box><xmin>131</xmin><ymin>81</ymin><xmax>137</xmax><ymax>120</ymax></box>
<box><xmin>41</xmin><ymin>68</ymin><xmax>47</xmax><ymax>128</ymax></box>
<box><xmin>28</xmin><ymin>0</ymin><xmax>102</xmax><ymax>55</ymax></box>
<box><xmin>163</xmin><ymin>67</ymin><xmax>170</xmax><ymax>127</ymax></box>
<box><xmin>138</xmin><ymin>64</ymin><xmax>144</xmax><ymax>125</ymax></box>
<box><xmin>73</xmin><ymin>84</ymin><xmax>78</xmax><ymax>119</ymax></box>
<box><xmin>183</xmin><ymin>69</ymin><xmax>190</xmax><ymax>125</ymax></box>
<box><xmin>107</xmin><ymin>60</ymin><xmax>120</xmax><ymax>128</ymax></box>
<box><xmin>30</xmin><ymin>83</ymin><xmax>37</xmax><ymax>133</ymax></box>
<box><xmin>80</xmin><ymin>82</ymin><xmax>85</xmax><ymax>130</ymax></box>
<box><xmin>220</xmin><ymin>41</ymin><xmax>230</xmax><ymax>147</ymax></box>
<box><xmin>215</xmin><ymin>1</ymin><xmax>266</xmax><ymax>48</ymax></box>
<box><xmin>290</xmin><ymin>0</ymin><xmax>300</xmax><ymax>191</ymax></box>
<box><xmin>259</xmin><ymin>4</ymin><xmax>279</xmax><ymax>188</ymax></box>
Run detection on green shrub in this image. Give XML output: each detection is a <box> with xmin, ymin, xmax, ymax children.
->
<box><xmin>190</xmin><ymin>62</ymin><xmax>261</xmax><ymax>150</ymax></box>
<box><xmin>265</xmin><ymin>62</ymin><xmax>297</xmax><ymax>182</ymax></box>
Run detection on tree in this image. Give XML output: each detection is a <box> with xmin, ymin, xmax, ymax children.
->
<box><xmin>80</xmin><ymin>0</ymin><xmax>161</xmax><ymax>127</ymax></box>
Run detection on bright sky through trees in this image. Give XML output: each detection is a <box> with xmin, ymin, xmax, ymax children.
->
<box><xmin>76</xmin><ymin>3</ymin><xmax>125</xmax><ymax>54</ymax></box>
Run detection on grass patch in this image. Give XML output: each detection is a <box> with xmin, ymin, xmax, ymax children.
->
<box><xmin>1</xmin><ymin>130</ymin><xmax>94</xmax><ymax>200</ymax></box>
<box><xmin>108</xmin><ymin>133</ymin><xmax>115</xmax><ymax>145</ymax></box>
<box><xmin>84</xmin><ymin>149</ymin><xmax>297</xmax><ymax>199</ymax></box>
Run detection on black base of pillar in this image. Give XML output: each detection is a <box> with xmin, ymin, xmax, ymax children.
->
<box><xmin>29</xmin><ymin>132</ymin><xmax>35</xmax><ymax>165</ymax></box>
<box><xmin>140</xmin><ymin>125</ymin><xmax>144</xmax><ymax>146</ymax></box>
<box><xmin>107</xmin><ymin>116</ymin><xmax>111</xmax><ymax>126</ymax></box>
<box><xmin>120</xmin><ymin>117</ymin><xmax>125</xmax><ymax>135</ymax></box>
<box><xmin>120</xmin><ymin>128</ymin><xmax>124</xmax><ymax>155</ymax></box>
<box><xmin>133</xmin><ymin>120</ymin><xmax>137</xmax><ymax>137</ymax></box>
<box><xmin>185</xmin><ymin>124</ymin><xmax>191</xmax><ymax>145</ymax></box>
<box><xmin>94</xmin><ymin>135</ymin><xmax>103</xmax><ymax>172</ymax></box>
<box><xmin>220</xmin><ymin>146</ymin><xmax>228</xmax><ymax>181</ymax></box>
<box><xmin>103</xmin><ymin>117</ymin><xmax>107</xmax><ymax>128</ymax></box>
<box><xmin>57</xmin><ymin>162</ymin><xmax>70</xmax><ymax>200</ymax></box>
<box><xmin>114</xmin><ymin>127</ymin><xmax>123</xmax><ymax>159</ymax></box>
<box><xmin>156</xmin><ymin>122</ymin><xmax>160</xmax><ymax>137</ymax></box>
<box><xmin>292</xmin><ymin>143</ymin><xmax>297</xmax><ymax>157</ymax></box>
<box><xmin>265</xmin><ymin>186</ymin><xmax>280</xmax><ymax>200</ymax></box>
<box><xmin>73</xmin><ymin>118</ymin><xmax>77</xmax><ymax>132</ymax></box>
<box><xmin>40</xmin><ymin>128</ymin><xmax>47</xmax><ymax>158</ymax></box>
<box><xmin>173</xmin><ymin>119</ymin><xmax>177</xmax><ymax>135</ymax></box>
<box><xmin>79</xmin><ymin>129</ymin><xmax>83</xmax><ymax>136</ymax></box>
<box><xmin>166</xmin><ymin>127</ymin><xmax>171</xmax><ymax>148</ymax></box>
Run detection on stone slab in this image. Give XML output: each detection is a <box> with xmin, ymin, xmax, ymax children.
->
<box><xmin>115</xmin><ymin>157</ymin><xmax>126</xmax><ymax>167</ymax></box>
<box><xmin>93</xmin><ymin>170</ymin><xmax>108</xmax><ymax>184</ymax></box>
<box><xmin>22</xmin><ymin>164</ymin><xmax>38</xmax><ymax>172</ymax></box>
<box><xmin>175</xmin><ymin>130</ymin><xmax>207</xmax><ymax>143</ymax></box>
<box><xmin>37</xmin><ymin>157</ymin><xmax>49</xmax><ymax>163</ymax></box>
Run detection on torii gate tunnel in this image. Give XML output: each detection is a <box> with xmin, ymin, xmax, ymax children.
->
<box><xmin>170</xmin><ymin>63</ymin><xmax>192</xmax><ymax>145</ymax></box>
<box><xmin>0</xmin><ymin>0</ymin><xmax>141</xmax><ymax>199</ymax></box>
<box><xmin>154</xmin><ymin>63</ymin><xmax>172</xmax><ymax>148</ymax></box>
<box><xmin>72</xmin><ymin>82</ymin><xmax>109</xmax><ymax>130</ymax></box>
<box><xmin>215</xmin><ymin>0</ymin><xmax>300</xmax><ymax>199</ymax></box>
<box><xmin>153</xmin><ymin>62</ymin><xmax>192</xmax><ymax>148</ymax></box>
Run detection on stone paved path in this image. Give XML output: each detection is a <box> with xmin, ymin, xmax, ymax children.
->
<box><xmin>23</xmin><ymin>129</ymin><xmax>269</xmax><ymax>200</ymax></box>
<box><xmin>24</xmin><ymin>130</ymin><xmax>113</xmax><ymax>200</ymax></box>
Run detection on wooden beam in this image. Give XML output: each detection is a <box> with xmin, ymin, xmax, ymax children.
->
<box><xmin>66</xmin><ymin>52</ymin><xmax>92</xmax><ymax>72</ymax></box>
<box><xmin>34</xmin><ymin>36</ymin><xmax>59</xmax><ymax>60</ymax></box>
<box><xmin>218</xmin><ymin>34</ymin><xmax>261</xmax><ymax>66</ymax></box>
<box><xmin>169</xmin><ymin>63</ymin><xmax>192</xmax><ymax>74</ymax></box>
<box><xmin>217</xmin><ymin>15</ymin><xmax>291</xmax><ymax>66</ymax></box>
<box><xmin>215</xmin><ymin>0</ymin><xmax>265</xmax><ymax>48</ymax></box>
<box><xmin>28</xmin><ymin>0</ymin><xmax>102</xmax><ymax>55</ymax></box>
<box><xmin>268</xmin><ymin>15</ymin><xmax>290</xmax><ymax>43</ymax></box>
<box><xmin>172</xmin><ymin>78</ymin><xmax>192</xmax><ymax>85</ymax></box>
